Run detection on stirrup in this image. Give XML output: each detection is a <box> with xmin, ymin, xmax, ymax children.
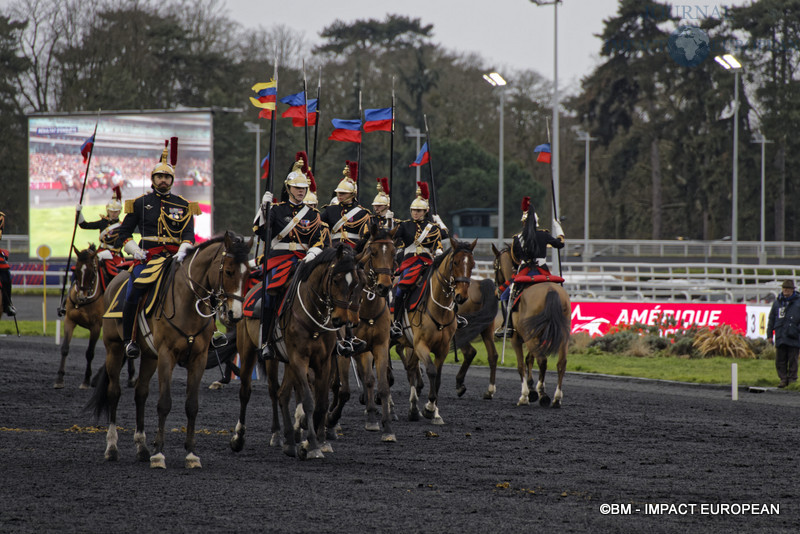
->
<box><xmin>456</xmin><ymin>315</ymin><xmax>468</xmax><ymax>329</ymax></box>
<box><xmin>390</xmin><ymin>321</ymin><xmax>403</xmax><ymax>340</ymax></box>
<box><xmin>350</xmin><ymin>337</ymin><xmax>368</xmax><ymax>354</ymax></box>
<box><xmin>5</xmin><ymin>304</ymin><xmax>16</xmax><ymax>317</ymax></box>
<box><xmin>125</xmin><ymin>340</ymin><xmax>140</xmax><ymax>360</ymax></box>
<box><xmin>336</xmin><ymin>339</ymin><xmax>354</xmax><ymax>358</ymax></box>
<box><xmin>494</xmin><ymin>326</ymin><xmax>514</xmax><ymax>339</ymax></box>
<box><xmin>259</xmin><ymin>343</ymin><xmax>275</xmax><ymax>361</ymax></box>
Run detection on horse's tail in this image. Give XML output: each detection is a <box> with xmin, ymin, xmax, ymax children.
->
<box><xmin>521</xmin><ymin>289</ymin><xmax>569</xmax><ymax>356</ymax></box>
<box><xmin>454</xmin><ymin>279</ymin><xmax>497</xmax><ymax>349</ymax></box>
<box><xmin>85</xmin><ymin>364</ymin><xmax>110</xmax><ymax>422</ymax></box>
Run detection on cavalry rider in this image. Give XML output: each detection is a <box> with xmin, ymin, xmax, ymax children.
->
<box><xmin>0</xmin><ymin>210</ymin><xmax>16</xmax><ymax>316</ymax></box>
<box><xmin>254</xmin><ymin>152</ymin><xmax>325</xmax><ymax>361</ymax></box>
<box><xmin>302</xmin><ymin>169</ymin><xmax>331</xmax><ymax>246</ymax></box>
<box><xmin>319</xmin><ymin>161</ymin><xmax>372</xmax><ymax>355</ymax></box>
<box><xmin>116</xmin><ymin>139</ymin><xmax>199</xmax><ymax>359</ymax></box>
<box><xmin>495</xmin><ymin>197</ymin><xmax>565</xmax><ymax>338</ymax></box>
<box><xmin>371</xmin><ymin>177</ymin><xmax>395</xmax><ymax>230</ymax></box>
<box><xmin>390</xmin><ymin>182</ymin><xmax>457</xmax><ymax>339</ymax></box>
<box><xmin>76</xmin><ymin>185</ymin><xmax>125</xmax><ymax>273</ymax></box>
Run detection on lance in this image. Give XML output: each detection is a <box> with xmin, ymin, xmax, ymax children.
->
<box><xmin>302</xmin><ymin>59</ymin><xmax>309</xmax><ymax>157</ymax></box>
<box><xmin>422</xmin><ymin>114</ymin><xmax>438</xmax><ymax>215</ymax></box>
<box><xmin>356</xmin><ymin>89</ymin><xmax>362</xmax><ymax>204</ymax></box>
<box><xmin>311</xmin><ymin>67</ymin><xmax>321</xmax><ymax>174</ymax></box>
<box><xmin>58</xmin><ymin>119</ymin><xmax>99</xmax><ymax>317</ymax></box>
<box><xmin>259</xmin><ymin>55</ymin><xmax>279</xmax><ymax>348</ymax></box>
<box><xmin>545</xmin><ymin>117</ymin><xmax>563</xmax><ymax>277</ymax></box>
<box><xmin>389</xmin><ymin>79</ymin><xmax>396</xmax><ymax>211</ymax></box>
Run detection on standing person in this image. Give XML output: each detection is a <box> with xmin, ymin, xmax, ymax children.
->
<box><xmin>495</xmin><ymin>197</ymin><xmax>564</xmax><ymax>338</ymax></box>
<box><xmin>0</xmin><ymin>210</ymin><xmax>16</xmax><ymax>316</ymax></box>
<box><xmin>76</xmin><ymin>186</ymin><xmax>125</xmax><ymax>273</ymax></box>
<box><xmin>254</xmin><ymin>152</ymin><xmax>325</xmax><ymax>361</ymax></box>
<box><xmin>115</xmin><ymin>139</ymin><xmax>199</xmax><ymax>359</ymax></box>
<box><xmin>767</xmin><ymin>280</ymin><xmax>800</xmax><ymax>388</ymax></box>
<box><xmin>371</xmin><ymin>177</ymin><xmax>395</xmax><ymax>230</ymax></box>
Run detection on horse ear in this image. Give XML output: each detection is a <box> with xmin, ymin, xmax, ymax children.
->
<box><xmin>469</xmin><ymin>238</ymin><xmax>477</xmax><ymax>251</ymax></box>
<box><xmin>89</xmin><ymin>243</ymin><xmax>96</xmax><ymax>252</ymax></box>
<box><xmin>450</xmin><ymin>236</ymin><xmax>458</xmax><ymax>250</ymax></box>
<box><xmin>72</xmin><ymin>245</ymin><xmax>80</xmax><ymax>256</ymax></box>
<box><xmin>491</xmin><ymin>243</ymin><xmax>500</xmax><ymax>257</ymax></box>
<box><xmin>223</xmin><ymin>231</ymin><xmax>233</xmax><ymax>249</ymax></box>
<box><xmin>245</xmin><ymin>235</ymin><xmax>254</xmax><ymax>251</ymax></box>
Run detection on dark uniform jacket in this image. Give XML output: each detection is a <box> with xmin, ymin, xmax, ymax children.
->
<box><xmin>393</xmin><ymin>217</ymin><xmax>444</xmax><ymax>264</ymax></box>
<box><xmin>510</xmin><ymin>229</ymin><xmax>564</xmax><ymax>268</ymax></box>
<box><xmin>320</xmin><ymin>200</ymin><xmax>371</xmax><ymax>248</ymax></box>
<box><xmin>371</xmin><ymin>213</ymin><xmax>396</xmax><ymax>232</ymax></box>
<box><xmin>116</xmin><ymin>189</ymin><xmax>199</xmax><ymax>256</ymax></box>
<box><xmin>768</xmin><ymin>292</ymin><xmax>800</xmax><ymax>348</ymax></box>
<box><xmin>79</xmin><ymin>215</ymin><xmax>122</xmax><ymax>252</ymax></box>
<box><xmin>256</xmin><ymin>199</ymin><xmax>325</xmax><ymax>260</ymax></box>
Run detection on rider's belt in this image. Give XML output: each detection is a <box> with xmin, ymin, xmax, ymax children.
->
<box><xmin>142</xmin><ymin>236</ymin><xmax>181</xmax><ymax>245</ymax></box>
<box><xmin>271</xmin><ymin>242</ymin><xmax>304</xmax><ymax>251</ymax></box>
<box><xmin>402</xmin><ymin>246</ymin><xmax>432</xmax><ymax>256</ymax></box>
<box><xmin>331</xmin><ymin>231</ymin><xmax>361</xmax><ymax>242</ymax></box>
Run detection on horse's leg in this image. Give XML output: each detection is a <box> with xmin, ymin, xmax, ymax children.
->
<box><xmin>133</xmin><ymin>355</ymin><xmax>158</xmax><ymax>462</ymax></box>
<box><xmin>278</xmin><ymin>366</ymin><xmax>297</xmax><ymax>458</ymax></box>
<box><xmin>535</xmin><ymin>349</ymin><xmax>550</xmax><ymax>407</ymax></box>
<box><xmin>293</xmin><ymin>361</ymin><xmax>324</xmax><ymax>460</ymax></box>
<box><xmin>183</xmin><ymin>355</ymin><xmax>205</xmax><ymax>469</ymax></box>
<box><xmin>512</xmin><ymin>334</ymin><xmax>530</xmax><ymax>406</ymax></box>
<box><xmin>401</xmin><ymin>346</ymin><xmax>422</xmax><ymax>421</ymax></box>
<box><xmin>54</xmin><ymin>316</ymin><xmax>75</xmax><ymax>389</ymax></box>
<box><xmin>102</xmin><ymin>343</ymin><xmax>126</xmax><ymax>461</ymax></box>
<box><xmin>231</xmin><ymin>323</ymin><xmax>256</xmax><ymax>452</ymax></box>
<box><xmin>355</xmin><ymin>351</ymin><xmax>379</xmax><ymax>432</ymax></box>
<box><xmin>150</xmin><ymin>352</ymin><xmax>176</xmax><ymax>469</ymax></box>
<box><xmin>417</xmin><ymin>342</ymin><xmax>445</xmax><ymax>425</ymax></box>
<box><xmin>454</xmin><ymin>342</ymin><xmax>474</xmax><ymax>398</ymax></box>
<box><xmin>125</xmin><ymin>356</ymin><xmax>136</xmax><ymax>388</ymax></box>
<box><xmin>311</xmin><ymin>355</ymin><xmax>334</xmax><ymax>457</ymax></box>
<box><xmin>482</xmin><ymin>327</ymin><xmax>499</xmax><ymax>400</ymax></box>
<box><xmin>325</xmin><ymin>357</ymin><xmax>349</xmax><ymax>440</ymax></box>
<box><xmin>552</xmin><ymin>341</ymin><xmax>567</xmax><ymax>409</ymax></box>
<box><xmin>266</xmin><ymin>361</ymin><xmax>282</xmax><ymax>447</ymax></box>
<box><xmin>372</xmin><ymin>341</ymin><xmax>395</xmax><ymax>442</ymax></box>
<box><xmin>81</xmin><ymin>320</ymin><xmax>101</xmax><ymax>390</ymax></box>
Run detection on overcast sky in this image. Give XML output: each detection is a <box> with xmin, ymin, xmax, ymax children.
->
<box><xmin>223</xmin><ymin>0</ymin><xmax>747</xmax><ymax>93</ymax></box>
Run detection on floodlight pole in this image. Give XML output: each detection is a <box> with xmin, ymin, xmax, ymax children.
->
<box><xmin>576</xmin><ymin>131</ymin><xmax>597</xmax><ymax>256</ymax></box>
<box><xmin>752</xmin><ymin>134</ymin><xmax>773</xmax><ymax>265</ymax></box>
<box><xmin>244</xmin><ymin>122</ymin><xmax>264</xmax><ymax>216</ymax></box>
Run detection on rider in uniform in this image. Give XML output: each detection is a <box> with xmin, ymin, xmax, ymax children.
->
<box><xmin>495</xmin><ymin>197</ymin><xmax>564</xmax><ymax>338</ymax></box>
<box><xmin>116</xmin><ymin>139</ymin><xmax>199</xmax><ymax>359</ymax></box>
<box><xmin>302</xmin><ymin>169</ymin><xmax>331</xmax><ymax>246</ymax></box>
<box><xmin>0</xmin><ymin>211</ymin><xmax>16</xmax><ymax>316</ymax></box>
<box><xmin>76</xmin><ymin>185</ymin><xmax>125</xmax><ymax>271</ymax></box>
<box><xmin>255</xmin><ymin>152</ymin><xmax>325</xmax><ymax>361</ymax></box>
<box><xmin>390</xmin><ymin>182</ymin><xmax>452</xmax><ymax>339</ymax></box>
<box><xmin>371</xmin><ymin>177</ymin><xmax>395</xmax><ymax>230</ymax></box>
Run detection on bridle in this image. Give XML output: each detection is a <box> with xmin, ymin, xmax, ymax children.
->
<box><xmin>431</xmin><ymin>249</ymin><xmax>471</xmax><ymax>312</ymax></box>
<box><xmin>360</xmin><ymin>237</ymin><xmax>394</xmax><ymax>301</ymax></box>
<box><xmin>182</xmin><ymin>243</ymin><xmax>246</xmax><ymax>319</ymax></box>
<box><xmin>72</xmin><ymin>254</ymin><xmax>101</xmax><ymax>307</ymax></box>
<box><xmin>295</xmin><ymin>258</ymin><xmax>359</xmax><ymax>332</ymax></box>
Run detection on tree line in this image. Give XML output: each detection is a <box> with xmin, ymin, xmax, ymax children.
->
<box><xmin>1</xmin><ymin>0</ymin><xmax>798</xmax><ymax>245</ymax></box>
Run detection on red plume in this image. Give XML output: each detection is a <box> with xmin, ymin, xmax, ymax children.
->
<box><xmin>112</xmin><ymin>185</ymin><xmax>122</xmax><ymax>201</ymax></box>
<box><xmin>308</xmin><ymin>170</ymin><xmax>317</xmax><ymax>193</ymax></box>
<box><xmin>347</xmin><ymin>160</ymin><xmax>358</xmax><ymax>181</ymax></box>
<box><xmin>418</xmin><ymin>181</ymin><xmax>429</xmax><ymax>200</ymax></box>
<box><xmin>169</xmin><ymin>137</ymin><xmax>178</xmax><ymax>166</ymax></box>
<box><xmin>378</xmin><ymin>177</ymin><xmax>389</xmax><ymax>195</ymax></box>
<box><xmin>521</xmin><ymin>196</ymin><xmax>530</xmax><ymax>213</ymax></box>
<box><xmin>295</xmin><ymin>151</ymin><xmax>309</xmax><ymax>174</ymax></box>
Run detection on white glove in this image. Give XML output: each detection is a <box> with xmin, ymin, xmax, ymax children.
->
<box><xmin>123</xmin><ymin>240</ymin><xmax>147</xmax><ymax>261</ymax></box>
<box><xmin>551</xmin><ymin>219</ymin><xmax>564</xmax><ymax>238</ymax></box>
<box><xmin>303</xmin><ymin>246</ymin><xmax>322</xmax><ymax>263</ymax></box>
<box><xmin>174</xmin><ymin>242</ymin><xmax>193</xmax><ymax>263</ymax></box>
<box><xmin>435</xmin><ymin>248</ymin><xmax>443</xmax><ymax>257</ymax></box>
<box><xmin>385</xmin><ymin>210</ymin><xmax>394</xmax><ymax>219</ymax></box>
<box><xmin>75</xmin><ymin>203</ymin><xmax>82</xmax><ymax>213</ymax></box>
<box><xmin>97</xmin><ymin>249</ymin><xmax>113</xmax><ymax>261</ymax></box>
<box><xmin>261</xmin><ymin>190</ymin><xmax>273</xmax><ymax>208</ymax></box>
<box><xmin>75</xmin><ymin>204</ymin><xmax>85</xmax><ymax>224</ymax></box>
<box><xmin>432</xmin><ymin>214</ymin><xmax>448</xmax><ymax>232</ymax></box>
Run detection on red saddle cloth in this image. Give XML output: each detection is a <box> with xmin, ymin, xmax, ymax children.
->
<box><xmin>510</xmin><ymin>266</ymin><xmax>565</xmax><ymax>310</ymax></box>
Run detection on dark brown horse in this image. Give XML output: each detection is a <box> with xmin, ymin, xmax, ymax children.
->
<box><xmin>88</xmin><ymin>232</ymin><xmax>252</xmax><ymax>468</ymax></box>
<box><xmin>453</xmin><ymin>277</ymin><xmax>502</xmax><ymax>399</ymax></box>
<box><xmin>493</xmin><ymin>245</ymin><xmax>571</xmax><ymax>407</ymax></box>
<box><xmin>55</xmin><ymin>244</ymin><xmax>135</xmax><ymax>389</ymax></box>
<box><xmin>230</xmin><ymin>245</ymin><xmax>360</xmax><ymax>459</ymax></box>
<box><xmin>396</xmin><ymin>238</ymin><xmax>476</xmax><ymax>424</ymax></box>
<box><xmin>327</xmin><ymin>224</ymin><xmax>398</xmax><ymax>442</ymax></box>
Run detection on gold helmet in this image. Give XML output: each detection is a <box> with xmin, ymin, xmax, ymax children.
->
<box><xmin>151</xmin><ymin>137</ymin><xmax>177</xmax><ymax>180</ymax></box>
<box><xmin>285</xmin><ymin>151</ymin><xmax>311</xmax><ymax>189</ymax></box>
<box><xmin>410</xmin><ymin>181</ymin><xmax>430</xmax><ymax>211</ymax></box>
<box><xmin>334</xmin><ymin>161</ymin><xmax>358</xmax><ymax>194</ymax></box>
<box><xmin>303</xmin><ymin>167</ymin><xmax>318</xmax><ymax>206</ymax></box>
<box><xmin>372</xmin><ymin>177</ymin><xmax>390</xmax><ymax>207</ymax></box>
<box><xmin>106</xmin><ymin>185</ymin><xmax>122</xmax><ymax>213</ymax></box>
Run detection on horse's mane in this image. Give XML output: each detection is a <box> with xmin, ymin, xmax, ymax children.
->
<box><xmin>76</xmin><ymin>244</ymin><xmax>97</xmax><ymax>262</ymax></box>
<box><xmin>354</xmin><ymin>226</ymin><xmax>393</xmax><ymax>256</ymax></box>
<box><xmin>431</xmin><ymin>239</ymin><xmax>472</xmax><ymax>271</ymax></box>
<box><xmin>294</xmin><ymin>245</ymin><xmax>357</xmax><ymax>283</ymax></box>
<box><xmin>189</xmin><ymin>234</ymin><xmax>251</xmax><ymax>264</ymax></box>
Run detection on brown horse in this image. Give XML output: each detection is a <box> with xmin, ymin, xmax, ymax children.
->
<box><xmin>87</xmin><ymin>232</ymin><xmax>252</xmax><ymax>468</ymax></box>
<box><xmin>230</xmin><ymin>245</ymin><xmax>360</xmax><ymax>459</ymax></box>
<box><xmin>396</xmin><ymin>238</ymin><xmax>476</xmax><ymax>424</ymax></box>
<box><xmin>453</xmin><ymin>277</ymin><xmax>502</xmax><ymax>399</ymax></box>
<box><xmin>327</xmin><ymin>224</ymin><xmax>398</xmax><ymax>442</ymax></box>
<box><xmin>55</xmin><ymin>245</ymin><xmax>135</xmax><ymax>389</ymax></box>
<box><xmin>493</xmin><ymin>245</ymin><xmax>571</xmax><ymax>407</ymax></box>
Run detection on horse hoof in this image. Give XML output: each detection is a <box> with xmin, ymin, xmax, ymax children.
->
<box><xmin>282</xmin><ymin>444</ymin><xmax>296</xmax><ymax>457</ymax></box>
<box><xmin>185</xmin><ymin>453</ymin><xmax>202</xmax><ymax>469</ymax></box>
<box><xmin>408</xmin><ymin>408</ymin><xmax>420</xmax><ymax>422</ymax></box>
<box><xmin>539</xmin><ymin>395</ymin><xmax>551</xmax><ymax>407</ymax></box>
<box><xmin>528</xmin><ymin>391</ymin><xmax>539</xmax><ymax>403</ymax></box>
<box><xmin>516</xmin><ymin>397</ymin><xmax>530</xmax><ymax>406</ymax></box>
<box><xmin>79</xmin><ymin>382</ymin><xmax>90</xmax><ymax>390</ymax></box>
<box><xmin>150</xmin><ymin>453</ymin><xmax>166</xmax><ymax>469</ymax></box>
<box><xmin>432</xmin><ymin>416</ymin><xmax>445</xmax><ymax>425</ymax></box>
<box><xmin>482</xmin><ymin>390</ymin><xmax>494</xmax><ymax>400</ymax></box>
<box><xmin>552</xmin><ymin>400</ymin><xmax>561</xmax><ymax>409</ymax></box>
<box><xmin>304</xmin><ymin>448</ymin><xmax>324</xmax><ymax>460</ymax></box>
<box><xmin>326</xmin><ymin>427</ymin><xmax>339</xmax><ymax>441</ymax></box>
<box><xmin>104</xmin><ymin>446</ymin><xmax>119</xmax><ymax>462</ymax></box>
<box><xmin>381</xmin><ymin>433</ymin><xmax>397</xmax><ymax>442</ymax></box>
<box><xmin>364</xmin><ymin>421</ymin><xmax>380</xmax><ymax>432</ymax></box>
<box><xmin>422</xmin><ymin>407</ymin><xmax>435</xmax><ymax>420</ymax></box>
<box><xmin>456</xmin><ymin>384</ymin><xmax>467</xmax><ymax>397</ymax></box>
<box><xmin>136</xmin><ymin>448</ymin><xmax>151</xmax><ymax>462</ymax></box>
<box><xmin>321</xmin><ymin>441</ymin><xmax>334</xmax><ymax>454</ymax></box>
<box><xmin>53</xmin><ymin>380</ymin><xmax>65</xmax><ymax>390</ymax></box>
<box><xmin>209</xmin><ymin>381</ymin><xmax>224</xmax><ymax>390</ymax></box>
<box><xmin>269</xmin><ymin>432</ymin><xmax>283</xmax><ymax>447</ymax></box>
<box><xmin>230</xmin><ymin>435</ymin><xmax>244</xmax><ymax>452</ymax></box>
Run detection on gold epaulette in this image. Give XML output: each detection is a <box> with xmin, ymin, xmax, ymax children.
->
<box><xmin>189</xmin><ymin>202</ymin><xmax>201</xmax><ymax>216</ymax></box>
<box><xmin>124</xmin><ymin>199</ymin><xmax>135</xmax><ymax>214</ymax></box>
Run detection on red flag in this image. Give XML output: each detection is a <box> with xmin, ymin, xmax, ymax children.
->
<box><xmin>80</xmin><ymin>134</ymin><xmax>95</xmax><ymax>163</ymax></box>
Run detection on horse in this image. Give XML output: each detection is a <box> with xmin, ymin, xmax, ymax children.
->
<box><xmin>327</xmin><ymin>224</ymin><xmax>398</xmax><ymax>442</ymax></box>
<box><xmin>396</xmin><ymin>238</ymin><xmax>476</xmax><ymax>424</ymax></box>
<box><xmin>230</xmin><ymin>244</ymin><xmax>361</xmax><ymax>459</ymax></box>
<box><xmin>452</xmin><ymin>278</ymin><xmax>502</xmax><ymax>399</ymax></box>
<box><xmin>493</xmin><ymin>244</ymin><xmax>571</xmax><ymax>407</ymax></box>
<box><xmin>87</xmin><ymin>232</ymin><xmax>252</xmax><ymax>468</ymax></box>
<box><xmin>54</xmin><ymin>244</ymin><xmax>135</xmax><ymax>389</ymax></box>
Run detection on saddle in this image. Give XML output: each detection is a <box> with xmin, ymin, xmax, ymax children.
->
<box><xmin>103</xmin><ymin>257</ymin><xmax>174</xmax><ymax>319</ymax></box>
<box><xmin>509</xmin><ymin>268</ymin><xmax>565</xmax><ymax>311</ymax></box>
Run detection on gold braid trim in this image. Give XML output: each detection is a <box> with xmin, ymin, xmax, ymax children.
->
<box><xmin>124</xmin><ymin>199</ymin><xmax>135</xmax><ymax>214</ymax></box>
<box><xmin>189</xmin><ymin>202</ymin><xmax>201</xmax><ymax>216</ymax></box>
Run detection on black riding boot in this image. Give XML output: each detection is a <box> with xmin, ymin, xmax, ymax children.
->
<box><xmin>494</xmin><ymin>302</ymin><xmax>514</xmax><ymax>338</ymax></box>
<box><xmin>0</xmin><ymin>270</ymin><xmax>14</xmax><ymax>316</ymax></box>
<box><xmin>259</xmin><ymin>296</ymin><xmax>275</xmax><ymax>361</ymax></box>
<box><xmin>122</xmin><ymin>300</ymin><xmax>140</xmax><ymax>359</ymax></box>
<box><xmin>390</xmin><ymin>291</ymin><xmax>407</xmax><ymax>340</ymax></box>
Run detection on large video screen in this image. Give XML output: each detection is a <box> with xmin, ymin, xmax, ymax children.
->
<box><xmin>28</xmin><ymin>111</ymin><xmax>213</xmax><ymax>259</ymax></box>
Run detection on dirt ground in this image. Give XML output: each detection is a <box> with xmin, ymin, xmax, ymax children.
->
<box><xmin>1</xmin><ymin>333</ymin><xmax>799</xmax><ymax>533</ymax></box>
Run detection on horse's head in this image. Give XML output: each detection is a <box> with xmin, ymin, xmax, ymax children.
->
<box><xmin>72</xmin><ymin>244</ymin><xmax>98</xmax><ymax>301</ymax></box>
<box><xmin>357</xmin><ymin>223</ymin><xmax>396</xmax><ymax>298</ymax></box>
<box><xmin>446</xmin><ymin>237</ymin><xmax>476</xmax><ymax>305</ymax></box>
<box><xmin>209</xmin><ymin>232</ymin><xmax>253</xmax><ymax>325</ymax></box>
<box><xmin>327</xmin><ymin>244</ymin><xmax>361</xmax><ymax>328</ymax></box>
<box><xmin>492</xmin><ymin>243</ymin><xmax>514</xmax><ymax>298</ymax></box>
